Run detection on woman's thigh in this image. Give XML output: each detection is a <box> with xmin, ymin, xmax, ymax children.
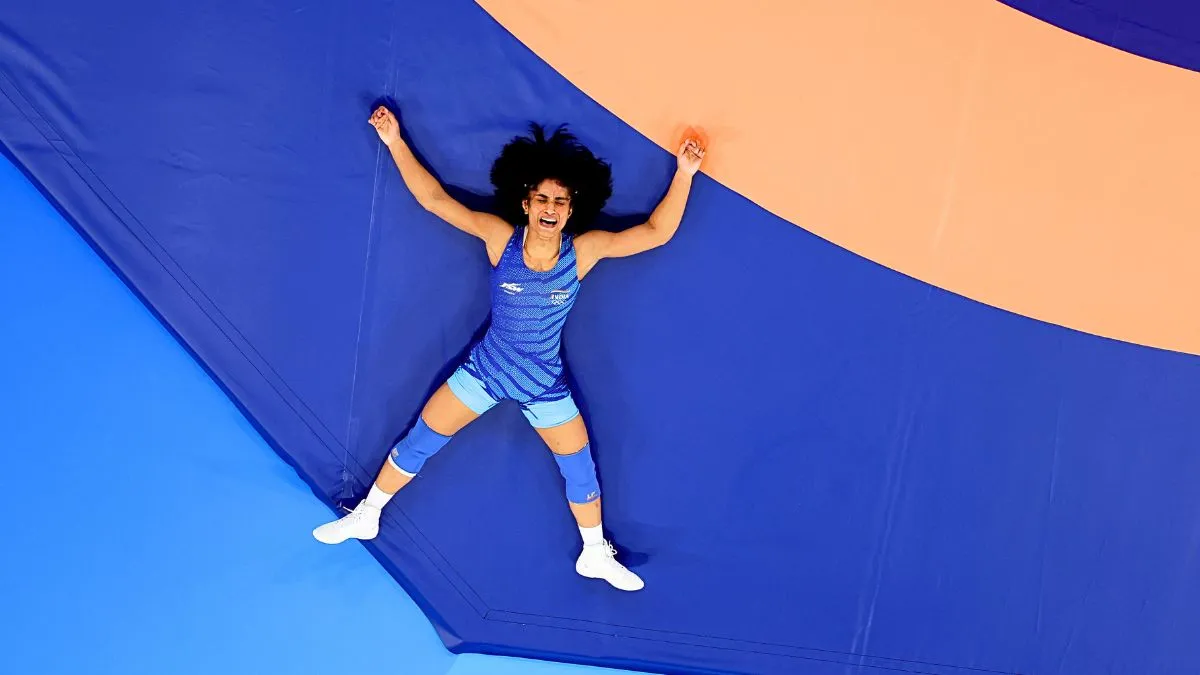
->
<box><xmin>420</xmin><ymin>382</ymin><xmax>482</xmax><ymax>436</ymax></box>
<box><xmin>533</xmin><ymin>413</ymin><xmax>589</xmax><ymax>455</ymax></box>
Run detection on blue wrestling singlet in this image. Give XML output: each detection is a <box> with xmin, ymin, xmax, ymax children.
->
<box><xmin>459</xmin><ymin>226</ymin><xmax>580</xmax><ymax>408</ymax></box>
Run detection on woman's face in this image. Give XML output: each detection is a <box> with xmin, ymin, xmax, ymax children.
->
<box><xmin>524</xmin><ymin>179</ymin><xmax>572</xmax><ymax>237</ymax></box>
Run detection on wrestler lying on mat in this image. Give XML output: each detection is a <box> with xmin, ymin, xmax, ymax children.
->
<box><xmin>313</xmin><ymin>104</ymin><xmax>705</xmax><ymax>592</ymax></box>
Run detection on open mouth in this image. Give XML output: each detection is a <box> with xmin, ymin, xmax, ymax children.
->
<box><xmin>538</xmin><ymin>215</ymin><xmax>558</xmax><ymax>229</ymax></box>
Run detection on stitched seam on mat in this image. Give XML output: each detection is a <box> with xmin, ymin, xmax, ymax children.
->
<box><xmin>340</xmin><ymin>120</ymin><xmax>381</xmax><ymax>486</ymax></box>
<box><xmin>475</xmin><ymin>617</ymin><xmax>982</xmax><ymax>675</ymax></box>
<box><xmin>342</xmin><ymin>0</ymin><xmax>398</xmax><ymax>492</ymax></box>
<box><xmin>382</xmin><ymin>507</ymin><xmax>492</xmax><ymax>618</ymax></box>
<box><xmin>0</xmin><ymin>70</ymin><xmax>375</xmax><ymax>480</ymax></box>
<box><xmin>483</xmin><ymin>609</ymin><xmax>1017</xmax><ymax>675</ymax></box>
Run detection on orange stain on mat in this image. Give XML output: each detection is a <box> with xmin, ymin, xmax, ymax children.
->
<box><xmin>478</xmin><ymin>0</ymin><xmax>1200</xmax><ymax>355</ymax></box>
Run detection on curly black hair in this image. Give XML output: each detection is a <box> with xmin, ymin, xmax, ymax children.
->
<box><xmin>489</xmin><ymin>123</ymin><xmax>613</xmax><ymax>233</ymax></box>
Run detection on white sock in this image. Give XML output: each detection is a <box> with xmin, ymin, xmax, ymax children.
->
<box><xmin>579</xmin><ymin>523</ymin><xmax>604</xmax><ymax>547</ymax></box>
<box><xmin>364</xmin><ymin>484</ymin><xmax>394</xmax><ymax>510</ymax></box>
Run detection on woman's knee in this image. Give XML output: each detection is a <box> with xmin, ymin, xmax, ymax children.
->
<box><xmin>551</xmin><ymin>440</ymin><xmax>601</xmax><ymax>504</ymax></box>
<box><xmin>388</xmin><ymin>416</ymin><xmax>453</xmax><ymax>476</ymax></box>
<box><xmin>388</xmin><ymin>384</ymin><xmax>477</xmax><ymax>476</ymax></box>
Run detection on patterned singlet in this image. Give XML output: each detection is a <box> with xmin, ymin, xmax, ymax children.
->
<box><xmin>461</xmin><ymin>226</ymin><xmax>581</xmax><ymax>404</ymax></box>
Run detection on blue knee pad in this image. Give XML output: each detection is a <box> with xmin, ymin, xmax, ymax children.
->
<box><xmin>388</xmin><ymin>417</ymin><xmax>451</xmax><ymax>476</ymax></box>
<box><xmin>554</xmin><ymin>443</ymin><xmax>601</xmax><ymax>504</ymax></box>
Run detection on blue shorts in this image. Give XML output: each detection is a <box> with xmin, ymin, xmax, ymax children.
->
<box><xmin>447</xmin><ymin>365</ymin><xmax>580</xmax><ymax>429</ymax></box>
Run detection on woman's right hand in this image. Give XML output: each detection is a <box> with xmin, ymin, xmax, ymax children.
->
<box><xmin>368</xmin><ymin>105</ymin><xmax>403</xmax><ymax>147</ymax></box>
<box><xmin>676</xmin><ymin>137</ymin><xmax>706</xmax><ymax>177</ymax></box>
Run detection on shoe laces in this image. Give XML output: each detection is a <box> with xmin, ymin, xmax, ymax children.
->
<box><xmin>590</xmin><ymin>540</ymin><xmax>619</xmax><ymax>563</ymax></box>
<box><xmin>344</xmin><ymin>502</ymin><xmax>378</xmax><ymax>522</ymax></box>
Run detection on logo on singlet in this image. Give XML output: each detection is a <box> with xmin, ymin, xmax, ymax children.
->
<box><xmin>549</xmin><ymin>289</ymin><xmax>570</xmax><ymax>305</ymax></box>
<box><xmin>499</xmin><ymin>282</ymin><xmax>524</xmax><ymax>295</ymax></box>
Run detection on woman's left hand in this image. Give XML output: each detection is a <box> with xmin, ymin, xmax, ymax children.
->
<box><xmin>677</xmin><ymin>137</ymin><xmax>706</xmax><ymax>177</ymax></box>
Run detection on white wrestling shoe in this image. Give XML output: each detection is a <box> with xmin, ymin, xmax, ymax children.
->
<box><xmin>576</xmin><ymin>541</ymin><xmax>644</xmax><ymax>592</ymax></box>
<box><xmin>312</xmin><ymin>502</ymin><xmax>380</xmax><ymax>544</ymax></box>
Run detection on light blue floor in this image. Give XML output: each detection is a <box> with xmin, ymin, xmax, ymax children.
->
<box><xmin>0</xmin><ymin>154</ymin><xmax>631</xmax><ymax>675</ymax></box>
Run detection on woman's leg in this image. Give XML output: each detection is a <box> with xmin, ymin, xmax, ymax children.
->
<box><xmin>534</xmin><ymin>414</ymin><xmax>644</xmax><ymax>591</ymax></box>
<box><xmin>312</xmin><ymin>381</ymin><xmax>485</xmax><ymax>544</ymax></box>
<box><xmin>534</xmin><ymin>414</ymin><xmax>602</xmax><ymax>527</ymax></box>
